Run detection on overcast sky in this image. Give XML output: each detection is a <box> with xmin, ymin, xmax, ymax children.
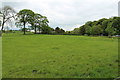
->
<box><xmin>1</xmin><ymin>0</ymin><xmax>120</xmax><ymax>31</ymax></box>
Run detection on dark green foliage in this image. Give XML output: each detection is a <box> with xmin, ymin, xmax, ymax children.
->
<box><xmin>79</xmin><ymin>25</ymin><xmax>85</xmax><ymax>35</ymax></box>
<box><xmin>72</xmin><ymin>28</ymin><xmax>80</xmax><ymax>34</ymax></box>
<box><xmin>28</xmin><ymin>13</ymin><xmax>43</xmax><ymax>34</ymax></box>
<box><xmin>64</xmin><ymin>31</ymin><xmax>73</xmax><ymax>35</ymax></box>
<box><xmin>16</xmin><ymin>9</ymin><xmax>34</xmax><ymax>35</ymax></box>
<box><xmin>105</xmin><ymin>24</ymin><xmax>116</xmax><ymax>36</ymax></box>
<box><xmin>71</xmin><ymin>17</ymin><xmax>120</xmax><ymax>36</ymax></box>
<box><xmin>0</xmin><ymin>20</ymin><xmax>1</xmax><ymax>27</ymax></box>
<box><xmin>16</xmin><ymin>9</ymin><xmax>66</xmax><ymax>35</ymax></box>
<box><xmin>111</xmin><ymin>17</ymin><xmax>120</xmax><ymax>35</ymax></box>
<box><xmin>21</xmin><ymin>28</ymin><xmax>28</xmax><ymax>32</ymax></box>
<box><xmin>55</xmin><ymin>27</ymin><xmax>65</xmax><ymax>34</ymax></box>
<box><xmin>41</xmin><ymin>25</ymin><xmax>54</xmax><ymax>34</ymax></box>
<box><xmin>16</xmin><ymin>9</ymin><xmax>51</xmax><ymax>35</ymax></box>
<box><xmin>90</xmin><ymin>25</ymin><xmax>103</xmax><ymax>35</ymax></box>
<box><xmin>85</xmin><ymin>26</ymin><xmax>91</xmax><ymax>35</ymax></box>
<box><xmin>0</xmin><ymin>30</ymin><xmax>1</xmax><ymax>36</ymax></box>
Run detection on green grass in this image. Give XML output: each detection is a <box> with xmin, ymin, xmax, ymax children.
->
<box><xmin>0</xmin><ymin>37</ymin><xmax>2</xmax><ymax>79</ymax></box>
<box><xmin>2</xmin><ymin>32</ymin><xmax>118</xmax><ymax>78</ymax></box>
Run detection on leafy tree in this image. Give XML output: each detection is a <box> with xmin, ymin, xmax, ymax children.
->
<box><xmin>95</xmin><ymin>18</ymin><xmax>107</xmax><ymax>25</ymax></box>
<box><xmin>84</xmin><ymin>21</ymin><xmax>93</xmax><ymax>35</ymax></box>
<box><xmin>72</xmin><ymin>28</ymin><xmax>80</xmax><ymax>34</ymax></box>
<box><xmin>28</xmin><ymin>13</ymin><xmax>43</xmax><ymax>34</ymax></box>
<box><xmin>41</xmin><ymin>25</ymin><xmax>53</xmax><ymax>34</ymax></box>
<box><xmin>72</xmin><ymin>17</ymin><xmax>120</xmax><ymax>36</ymax></box>
<box><xmin>41</xmin><ymin>16</ymin><xmax>49</xmax><ymax>33</ymax></box>
<box><xmin>79</xmin><ymin>25</ymin><xmax>85</xmax><ymax>35</ymax></box>
<box><xmin>85</xmin><ymin>26</ymin><xmax>91</xmax><ymax>35</ymax></box>
<box><xmin>60</xmin><ymin>28</ymin><xmax>65</xmax><ymax>34</ymax></box>
<box><xmin>101</xmin><ymin>20</ymin><xmax>109</xmax><ymax>36</ymax></box>
<box><xmin>65</xmin><ymin>31</ymin><xmax>72</xmax><ymax>34</ymax></box>
<box><xmin>55</xmin><ymin>27</ymin><xmax>65</xmax><ymax>34</ymax></box>
<box><xmin>16</xmin><ymin>9</ymin><xmax>34</xmax><ymax>34</ymax></box>
<box><xmin>55</xmin><ymin>27</ymin><xmax>60</xmax><ymax>34</ymax></box>
<box><xmin>0</xmin><ymin>6</ymin><xmax>16</xmax><ymax>32</ymax></box>
<box><xmin>111</xmin><ymin>17</ymin><xmax>120</xmax><ymax>35</ymax></box>
<box><xmin>85</xmin><ymin>21</ymin><xmax>93</xmax><ymax>26</ymax></box>
<box><xmin>91</xmin><ymin>25</ymin><xmax>103</xmax><ymax>35</ymax></box>
<box><xmin>105</xmin><ymin>23</ymin><xmax>116</xmax><ymax>36</ymax></box>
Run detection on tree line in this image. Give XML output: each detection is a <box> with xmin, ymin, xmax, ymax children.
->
<box><xmin>67</xmin><ymin>17</ymin><xmax>120</xmax><ymax>36</ymax></box>
<box><xmin>0</xmin><ymin>6</ymin><xmax>120</xmax><ymax>36</ymax></box>
<box><xmin>0</xmin><ymin>6</ymin><xmax>65</xmax><ymax>35</ymax></box>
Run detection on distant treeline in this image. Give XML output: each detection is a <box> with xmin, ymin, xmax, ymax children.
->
<box><xmin>19</xmin><ymin>16</ymin><xmax>120</xmax><ymax>36</ymax></box>
<box><xmin>20</xmin><ymin>27</ymin><xmax>65</xmax><ymax>35</ymax></box>
<box><xmin>66</xmin><ymin>17</ymin><xmax>120</xmax><ymax>36</ymax></box>
<box><xmin>1</xmin><ymin>6</ymin><xmax>120</xmax><ymax>36</ymax></box>
<box><xmin>6</xmin><ymin>16</ymin><xmax>120</xmax><ymax>36</ymax></box>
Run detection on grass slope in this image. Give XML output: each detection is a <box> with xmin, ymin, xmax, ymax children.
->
<box><xmin>2</xmin><ymin>33</ymin><xmax>118</xmax><ymax>78</ymax></box>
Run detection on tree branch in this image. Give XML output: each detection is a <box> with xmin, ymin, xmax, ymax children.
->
<box><xmin>4</xmin><ymin>16</ymin><xmax>14</xmax><ymax>23</ymax></box>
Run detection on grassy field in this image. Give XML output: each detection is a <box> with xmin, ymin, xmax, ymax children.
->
<box><xmin>2</xmin><ymin>32</ymin><xmax>118</xmax><ymax>78</ymax></box>
<box><xmin>0</xmin><ymin>37</ymin><xmax>2</xmax><ymax>79</ymax></box>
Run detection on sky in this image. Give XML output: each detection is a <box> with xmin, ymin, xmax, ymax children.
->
<box><xmin>1</xmin><ymin>0</ymin><xmax>120</xmax><ymax>31</ymax></box>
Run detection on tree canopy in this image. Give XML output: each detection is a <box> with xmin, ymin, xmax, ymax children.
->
<box><xmin>16</xmin><ymin>9</ymin><xmax>34</xmax><ymax>34</ymax></box>
<box><xmin>70</xmin><ymin>17</ymin><xmax>120</xmax><ymax>36</ymax></box>
<box><xmin>1</xmin><ymin>6</ymin><xmax>119</xmax><ymax>37</ymax></box>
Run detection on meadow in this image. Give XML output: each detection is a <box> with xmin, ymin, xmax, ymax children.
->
<box><xmin>0</xmin><ymin>37</ymin><xmax>2</xmax><ymax>79</ymax></box>
<box><xmin>2</xmin><ymin>32</ymin><xmax>118</xmax><ymax>78</ymax></box>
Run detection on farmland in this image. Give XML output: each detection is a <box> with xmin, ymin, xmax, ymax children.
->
<box><xmin>2</xmin><ymin>33</ymin><xmax>118</xmax><ymax>78</ymax></box>
<box><xmin>0</xmin><ymin>37</ymin><xmax>2</xmax><ymax>79</ymax></box>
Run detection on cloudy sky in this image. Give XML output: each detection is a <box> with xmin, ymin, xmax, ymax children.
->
<box><xmin>1</xmin><ymin>0</ymin><xmax>120</xmax><ymax>31</ymax></box>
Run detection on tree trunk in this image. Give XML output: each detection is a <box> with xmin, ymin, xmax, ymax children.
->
<box><xmin>23</xmin><ymin>22</ymin><xmax>26</xmax><ymax>35</ymax></box>
<box><xmin>39</xmin><ymin>28</ymin><xmax>40</xmax><ymax>34</ymax></box>
<box><xmin>1</xmin><ymin>16</ymin><xmax>6</xmax><ymax>34</ymax></box>
<box><xmin>35</xmin><ymin>26</ymin><xmax>37</xmax><ymax>34</ymax></box>
<box><xmin>1</xmin><ymin>22</ymin><xmax>5</xmax><ymax>32</ymax></box>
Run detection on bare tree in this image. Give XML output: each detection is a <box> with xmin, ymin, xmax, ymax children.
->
<box><xmin>0</xmin><ymin>6</ymin><xmax>16</xmax><ymax>32</ymax></box>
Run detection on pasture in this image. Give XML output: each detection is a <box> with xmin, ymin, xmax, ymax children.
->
<box><xmin>0</xmin><ymin>37</ymin><xmax>2</xmax><ymax>79</ymax></box>
<box><xmin>2</xmin><ymin>33</ymin><xmax>118</xmax><ymax>78</ymax></box>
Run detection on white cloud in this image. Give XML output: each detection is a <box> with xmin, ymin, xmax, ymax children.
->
<box><xmin>2</xmin><ymin>0</ymin><xmax>120</xmax><ymax>31</ymax></box>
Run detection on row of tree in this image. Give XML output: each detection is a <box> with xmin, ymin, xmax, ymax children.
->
<box><xmin>16</xmin><ymin>9</ymin><xmax>52</xmax><ymax>34</ymax></box>
<box><xmin>0</xmin><ymin>6</ymin><xmax>65</xmax><ymax>35</ymax></box>
<box><xmin>0</xmin><ymin>6</ymin><xmax>120</xmax><ymax>36</ymax></box>
<box><xmin>68</xmin><ymin>17</ymin><xmax>120</xmax><ymax>36</ymax></box>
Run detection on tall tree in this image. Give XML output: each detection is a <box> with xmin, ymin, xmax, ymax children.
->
<box><xmin>16</xmin><ymin>9</ymin><xmax>34</xmax><ymax>34</ymax></box>
<box><xmin>40</xmin><ymin>16</ymin><xmax>49</xmax><ymax>33</ymax></box>
<box><xmin>28</xmin><ymin>13</ymin><xmax>43</xmax><ymax>34</ymax></box>
<box><xmin>41</xmin><ymin>16</ymin><xmax>49</xmax><ymax>27</ymax></box>
<box><xmin>0</xmin><ymin>6</ymin><xmax>16</xmax><ymax>31</ymax></box>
